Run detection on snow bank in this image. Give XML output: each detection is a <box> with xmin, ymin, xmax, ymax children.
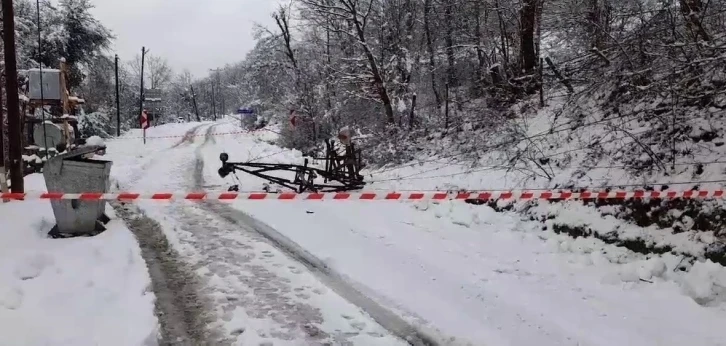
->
<box><xmin>224</xmin><ymin>198</ymin><xmax>726</xmax><ymax>345</ymax></box>
<box><xmin>0</xmin><ymin>174</ymin><xmax>159</xmax><ymax>345</ymax></box>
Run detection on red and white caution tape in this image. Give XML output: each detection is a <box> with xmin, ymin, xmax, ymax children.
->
<box><xmin>118</xmin><ymin>130</ymin><xmax>251</xmax><ymax>140</ymax></box>
<box><xmin>1</xmin><ymin>189</ymin><xmax>724</xmax><ymax>201</ymax></box>
<box><xmin>118</xmin><ymin>127</ymin><xmax>278</xmax><ymax>140</ymax></box>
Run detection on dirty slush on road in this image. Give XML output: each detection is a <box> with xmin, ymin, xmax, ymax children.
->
<box><xmin>113</xmin><ymin>203</ymin><xmax>220</xmax><ymax>346</ymax></box>
<box><xmin>114</xmin><ymin>125</ymin><xmax>405</xmax><ymax>346</ymax></box>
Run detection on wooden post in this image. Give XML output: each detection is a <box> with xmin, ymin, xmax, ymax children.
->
<box><xmin>2</xmin><ymin>0</ymin><xmax>25</xmax><ymax>192</ymax></box>
<box><xmin>60</xmin><ymin>60</ymin><xmax>70</xmax><ymax>115</ymax></box>
<box><xmin>60</xmin><ymin>59</ymin><xmax>72</xmax><ymax>147</ymax></box>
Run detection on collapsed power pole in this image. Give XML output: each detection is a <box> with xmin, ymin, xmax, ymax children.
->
<box><xmin>2</xmin><ymin>0</ymin><xmax>25</xmax><ymax>193</ymax></box>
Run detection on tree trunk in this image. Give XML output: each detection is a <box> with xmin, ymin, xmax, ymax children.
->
<box><xmin>423</xmin><ymin>0</ymin><xmax>442</xmax><ymax>109</ymax></box>
<box><xmin>495</xmin><ymin>0</ymin><xmax>510</xmax><ymax>69</ymax></box>
<box><xmin>353</xmin><ymin>19</ymin><xmax>395</xmax><ymax>124</ymax></box>
<box><xmin>587</xmin><ymin>0</ymin><xmax>612</xmax><ymax>50</ymax></box>
<box><xmin>444</xmin><ymin>0</ymin><xmax>457</xmax><ymax>87</ymax></box>
<box><xmin>325</xmin><ymin>15</ymin><xmax>334</xmax><ymax>112</ymax></box>
<box><xmin>679</xmin><ymin>0</ymin><xmax>710</xmax><ymax>42</ymax></box>
<box><xmin>520</xmin><ymin>0</ymin><xmax>538</xmax><ymax>74</ymax></box>
<box><xmin>474</xmin><ymin>0</ymin><xmax>486</xmax><ymax>96</ymax></box>
<box><xmin>409</xmin><ymin>93</ymin><xmax>417</xmax><ymax>129</ymax></box>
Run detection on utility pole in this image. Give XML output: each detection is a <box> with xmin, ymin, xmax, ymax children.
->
<box><xmin>210</xmin><ymin>81</ymin><xmax>217</xmax><ymax>121</ymax></box>
<box><xmin>2</xmin><ymin>0</ymin><xmax>25</xmax><ymax>192</ymax></box>
<box><xmin>209</xmin><ymin>68</ymin><xmax>222</xmax><ymax>119</ymax></box>
<box><xmin>139</xmin><ymin>47</ymin><xmax>147</xmax><ymax>143</ymax></box>
<box><xmin>115</xmin><ymin>54</ymin><xmax>121</xmax><ymax>136</ymax></box>
<box><xmin>190</xmin><ymin>84</ymin><xmax>200</xmax><ymax>122</ymax></box>
<box><xmin>218</xmin><ymin>74</ymin><xmax>225</xmax><ymax>116</ymax></box>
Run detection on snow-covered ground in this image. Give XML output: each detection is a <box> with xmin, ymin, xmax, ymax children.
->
<box><xmin>100</xmin><ymin>117</ymin><xmax>726</xmax><ymax>345</ymax></box>
<box><xmin>0</xmin><ymin>175</ymin><xmax>158</xmax><ymax>345</ymax></box>
<box><xmin>106</xmin><ymin>121</ymin><xmax>408</xmax><ymax>345</ymax></box>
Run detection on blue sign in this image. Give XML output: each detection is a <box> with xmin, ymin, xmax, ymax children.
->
<box><xmin>237</xmin><ymin>107</ymin><xmax>254</xmax><ymax>115</ymax></box>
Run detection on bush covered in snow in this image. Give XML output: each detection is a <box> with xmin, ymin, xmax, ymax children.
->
<box><xmin>77</xmin><ymin>111</ymin><xmax>112</xmax><ymax>139</ymax></box>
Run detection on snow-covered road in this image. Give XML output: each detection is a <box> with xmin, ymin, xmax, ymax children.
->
<box><xmin>106</xmin><ymin>119</ymin><xmax>726</xmax><ymax>346</ymax></box>
<box><xmin>109</xmin><ymin>123</ymin><xmax>408</xmax><ymax>345</ymax></box>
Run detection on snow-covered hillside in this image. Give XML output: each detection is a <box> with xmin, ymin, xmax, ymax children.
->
<box><xmin>364</xmin><ymin>98</ymin><xmax>726</xmax><ymax>270</ymax></box>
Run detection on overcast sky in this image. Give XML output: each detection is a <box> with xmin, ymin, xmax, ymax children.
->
<box><xmin>89</xmin><ymin>0</ymin><xmax>283</xmax><ymax>78</ymax></box>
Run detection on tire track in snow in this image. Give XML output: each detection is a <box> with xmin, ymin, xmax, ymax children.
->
<box><xmin>113</xmin><ymin>203</ymin><xmax>220</xmax><ymax>346</ymax></box>
<box><xmin>115</xmin><ymin>124</ymin><xmax>208</xmax><ymax>192</ymax></box>
<box><xmin>176</xmin><ymin>125</ymin><xmax>337</xmax><ymax>343</ymax></box>
<box><xmin>113</xmin><ymin>123</ymin><xmax>227</xmax><ymax>345</ymax></box>
<box><xmin>195</xmin><ymin>127</ymin><xmax>438</xmax><ymax>346</ymax></box>
<box><xmin>171</xmin><ymin>124</ymin><xmax>208</xmax><ymax>148</ymax></box>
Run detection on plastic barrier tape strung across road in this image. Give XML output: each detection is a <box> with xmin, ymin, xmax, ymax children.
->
<box><xmin>1</xmin><ymin>189</ymin><xmax>724</xmax><ymax>201</ymax></box>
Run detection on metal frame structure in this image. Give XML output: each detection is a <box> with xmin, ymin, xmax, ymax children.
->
<box><xmin>218</xmin><ymin>139</ymin><xmax>366</xmax><ymax>193</ymax></box>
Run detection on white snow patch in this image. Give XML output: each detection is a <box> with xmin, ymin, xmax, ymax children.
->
<box><xmin>86</xmin><ymin>135</ymin><xmax>106</xmax><ymax>147</ymax></box>
<box><xmin>101</xmin><ymin>118</ymin><xmax>726</xmax><ymax>346</ymax></box>
<box><xmin>0</xmin><ymin>174</ymin><xmax>159</xmax><ymax>345</ymax></box>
